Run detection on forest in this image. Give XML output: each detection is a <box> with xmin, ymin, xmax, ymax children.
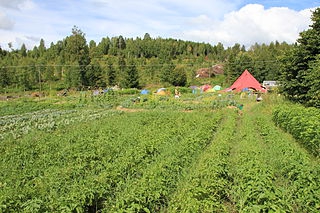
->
<box><xmin>0</xmin><ymin>8</ymin><xmax>319</xmax><ymax>107</ymax></box>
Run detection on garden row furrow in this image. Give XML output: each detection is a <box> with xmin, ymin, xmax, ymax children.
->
<box><xmin>167</xmin><ymin>109</ymin><xmax>238</xmax><ymax>213</ymax></box>
<box><xmin>102</xmin><ymin>111</ymin><xmax>223</xmax><ymax>212</ymax></box>
<box><xmin>226</xmin><ymin>103</ymin><xmax>320</xmax><ymax>212</ymax></box>
<box><xmin>0</xmin><ymin>110</ymin><xmax>222</xmax><ymax>212</ymax></box>
<box><xmin>227</xmin><ymin>109</ymin><xmax>286</xmax><ymax>212</ymax></box>
<box><xmin>1</xmin><ymin>100</ymin><xmax>320</xmax><ymax>212</ymax></box>
<box><xmin>253</xmin><ymin>104</ymin><xmax>320</xmax><ymax>212</ymax></box>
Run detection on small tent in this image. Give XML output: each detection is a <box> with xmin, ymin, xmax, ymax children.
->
<box><xmin>227</xmin><ymin>69</ymin><xmax>266</xmax><ymax>92</ymax></box>
<box><xmin>200</xmin><ymin>84</ymin><xmax>212</xmax><ymax>92</ymax></box>
<box><xmin>140</xmin><ymin>89</ymin><xmax>150</xmax><ymax>95</ymax></box>
<box><xmin>213</xmin><ymin>85</ymin><xmax>221</xmax><ymax>91</ymax></box>
<box><xmin>156</xmin><ymin>88</ymin><xmax>168</xmax><ymax>96</ymax></box>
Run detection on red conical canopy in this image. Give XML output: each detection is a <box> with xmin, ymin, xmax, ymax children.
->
<box><xmin>228</xmin><ymin>69</ymin><xmax>266</xmax><ymax>92</ymax></box>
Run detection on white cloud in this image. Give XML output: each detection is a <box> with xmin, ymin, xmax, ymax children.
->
<box><xmin>0</xmin><ymin>12</ymin><xmax>15</xmax><ymax>30</ymax></box>
<box><xmin>181</xmin><ymin>4</ymin><xmax>314</xmax><ymax>47</ymax></box>
<box><xmin>0</xmin><ymin>0</ymin><xmax>39</xmax><ymax>48</ymax></box>
<box><xmin>0</xmin><ymin>0</ymin><xmax>28</xmax><ymax>9</ymax></box>
<box><xmin>0</xmin><ymin>1</ymin><xmax>315</xmax><ymax>50</ymax></box>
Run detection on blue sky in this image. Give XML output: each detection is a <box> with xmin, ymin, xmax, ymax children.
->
<box><xmin>0</xmin><ymin>0</ymin><xmax>319</xmax><ymax>50</ymax></box>
<box><xmin>240</xmin><ymin>0</ymin><xmax>318</xmax><ymax>10</ymax></box>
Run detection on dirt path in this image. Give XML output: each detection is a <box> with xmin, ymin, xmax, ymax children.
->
<box><xmin>116</xmin><ymin>106</ymin><xmax>145</xmax><ymax>112</ymax></box>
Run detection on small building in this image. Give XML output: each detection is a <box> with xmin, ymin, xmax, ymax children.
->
<box><xmin>262</xmin><ymin>81</ymin><xmax>278</xmax><ymax>88</ymax></box>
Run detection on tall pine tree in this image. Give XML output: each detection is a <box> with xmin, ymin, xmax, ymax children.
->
<box><xmin>123</xmin><ymin>58</ymin><xmax>139</xmax><ymax>88</ymax></box>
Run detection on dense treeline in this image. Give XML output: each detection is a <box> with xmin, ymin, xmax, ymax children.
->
<box><xmin>0</xmin><ymin>8</ymin><xmax>319</xmax><ymax>107</ymax></box>
<box><xmin>0</xmin><ymin>28</ymin><xmax>290</xmax><ymax>91</ymax></box>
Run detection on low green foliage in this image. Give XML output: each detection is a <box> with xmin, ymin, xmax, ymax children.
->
<box><xmin>273</xmin><ymin>103</ymin><xmax>320</xmax><ymax>156</ymax></box>
<box><xmin>168</xmin><ymin>109</ymin><xmax>238</xmax><ymax>212</ymax></box>
<box><xmin>1</xmin><ymin>94</ymin><xmax>320</xmax><ymax>212</ymax></box>
<box><xmin>0</xmin><ymin>98</ymin><xmax>76</xmax><ymax>116</ymax></box>
<box><xmin>0</xmin><ymin>109</ymin><xmax>222</xmax><ymax>212</ymax></box>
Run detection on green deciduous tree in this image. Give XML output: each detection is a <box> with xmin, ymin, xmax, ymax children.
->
<box><xmin>64</xmin><ymin>61</ymin><xmax>81</xmax><ymax>88</ymax></box>
<box><xmin>172</xmin><ymin>65</ymin><xmax>187</xmax><ymax>86</ymax></box>
<box><xmin>160</xmin><ymin>60</ymin><xmax>175</xmax><ymax>85</ymax></box>
<box><xmin>305</xmin><ymin>56</ymin><xmax>320</xmax><ymax>107</ymax></box>
<box><xmin>0</xmin><ymin>64</ymin><xmax>10</xmax><ymax>88</ymax></box>
<box><xmin>225</xmin><ymin>46</ymin><xmax>254</xmax><ymax>84</ymax></box>
<box><xmin>279</xmin><ymin>8</ymin><xmax>320</xmax><ymax>107</ymax></box>
<box><xmin>64</xmin><ymin>26</ymin><xmax>90</xmax><ymax>87</ymax></box>
<box><xmin>18</xmin><ymin>58</ymin><xmax>37</xmax><ymax>90</ymax></box>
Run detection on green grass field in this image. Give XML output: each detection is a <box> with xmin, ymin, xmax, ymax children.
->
<box><xmin>0</xmin><ymin>92</ymin><xmax>319</xmax><ymax>212</ymax></box>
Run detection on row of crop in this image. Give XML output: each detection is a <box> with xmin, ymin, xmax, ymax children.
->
<box><xmin>1</xmin><ymin>110</ymin><xmax>175</xmax><ymax>212</ymax></box>
<box><xmin>272</xmin><ymin>104</ymin><xmax>320</xmax><ymax>156</ymax></box>
<box><xmin>100</xmin><ymin>111</ymin><xmax>223</xmax><ymax>212</ymax></box>
<box><xmin>0</xmin><ymin>111</ymin><xmax>152</xmax><ymax>212</ymax></box>
<box><xmin>0</xmin><ymin>110</ymin><xmax>222</xmax><ymax>212</ymax></box>
<box><xmin>0</xmin><ymin>98</ymin><xmax>77</xmax><ymax>116</ymax></box>
<box><xmin>0</xmin><ymin>108</ymin><xmax>123</xmax><ymax>140</ymax></box>
<box><xmin>167</xmin><ymin>108</ymin><xmax>238</xmax><ymax>212</ymax></box>
<box><xmin>227</xmin><ymin>112</ymin><xmax>287</xmax><ymax>212</ymax></box>
<box><xmin>110</xmin><ymin>91</ymin><xmax>239</xmax><ymax>111</ymax></box>
<box><xmin>251</xmin><ymin>103</ymin><xmax>320</xmax><ymax>212</ymax></box>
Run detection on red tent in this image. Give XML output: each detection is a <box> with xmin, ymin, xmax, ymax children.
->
<box><xmin>200</xmin><ymin>84</ymin><xmax>212</xmax><ymax>92</ymax></box>
<box><xmin>227</xmin><ymin>69</ymin><xmax>266</xmax><ymax>92</ymax></box>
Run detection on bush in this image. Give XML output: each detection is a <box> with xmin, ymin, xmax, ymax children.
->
<box><xmin>117</xmin><ymin>88</ymin><xmax>140</xmax><ymax>95</ymax></box>
<box><xmin>273</xmin><ymin>104</ymin><xmax>320</xmax><ymax>156</ymax></box>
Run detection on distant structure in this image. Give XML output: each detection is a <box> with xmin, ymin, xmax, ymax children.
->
<box><xmin>196</xmin><ymin>64</ymin><xmax>224</xmax><ymax>78</ymax></box>
<box><xmin>226</xmin><ymin>69</ymin><xmax>267</xmax><ymax>92</ymax></box>
<box><xmin>262</xmin><ymin>81</ymin><xmax>278</xmax><ymax>89</ymax></box>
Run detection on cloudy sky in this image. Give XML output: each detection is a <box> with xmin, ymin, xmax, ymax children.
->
<box><xmin>0</xmin><ymin>0</ymin><xmax>319</xmax><ymax>50</ymax></box>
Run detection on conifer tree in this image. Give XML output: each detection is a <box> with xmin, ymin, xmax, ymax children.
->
<box><xmin>280</xmin><ymin>8</ymin><xmax>320</xmax><ymax>107</ymax></box>
<box><xmin>123</xmin><ymin>58</ymin><xmax>139</xmax><ymax>88</ymax></box>
<box><xmin>106</xmin><ymin>59</ymin><xmax>116</xmax><ymax>86</ymax></box>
